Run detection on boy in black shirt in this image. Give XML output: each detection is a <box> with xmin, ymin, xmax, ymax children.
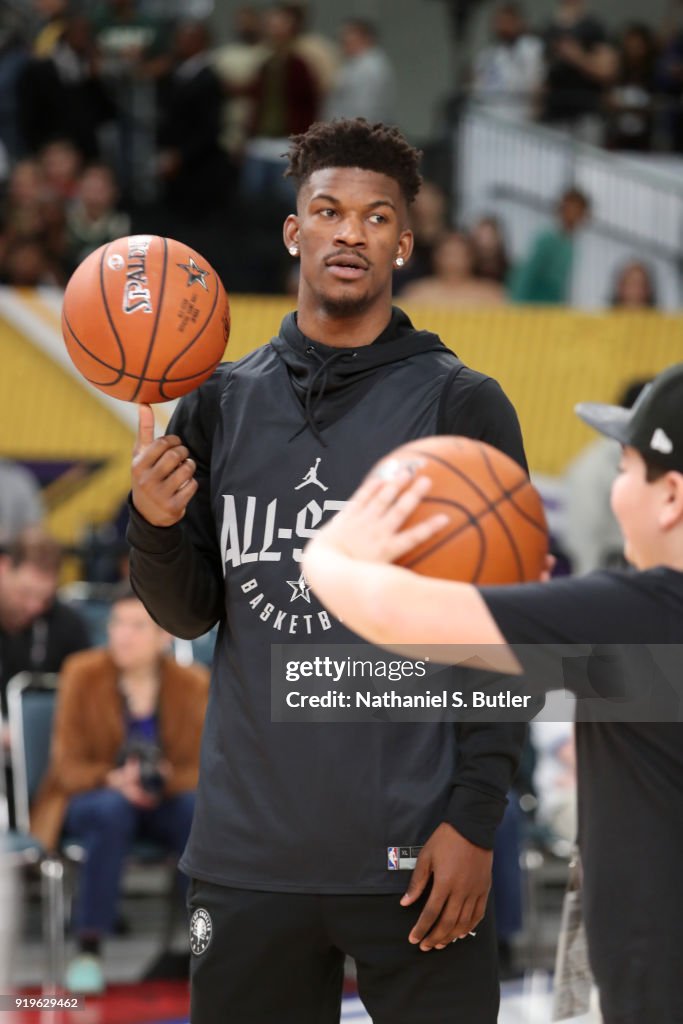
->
<box><xmin>304</xmin><ymin>362</ymin><xmax>683</xmax><ymax>1024</ymax></box>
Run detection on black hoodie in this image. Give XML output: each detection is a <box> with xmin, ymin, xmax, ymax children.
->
<box><xmin>128</xmin><ymin>308</ymin><xmax>530</xmax><ymax>892</ymax></box>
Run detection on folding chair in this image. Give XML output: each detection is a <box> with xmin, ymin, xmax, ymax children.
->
<box><xmin>6</xmin><ymin>672</ymin><xmax>66</xmax><ymax>991</ymax></box>
<box><xmin>8</xmin><ymin>671</ymin><xmax>184</xmax><ymax>985</ymax></box>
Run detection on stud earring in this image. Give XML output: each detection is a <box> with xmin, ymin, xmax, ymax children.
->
<box><xmin>288</xmin><ymin>246</ymin><xmax>299</xmax><ymax>257</ymax></box>
<box><xmin>395</xmin><ymin>256</ymin><xmax>405</xmax><ymax>268</ymax></box>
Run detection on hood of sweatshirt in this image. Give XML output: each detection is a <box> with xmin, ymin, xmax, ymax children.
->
<box><xmin>270</xmin><ymin>306</ymin><xmax>454</xmax><ymax>443</ymax></box>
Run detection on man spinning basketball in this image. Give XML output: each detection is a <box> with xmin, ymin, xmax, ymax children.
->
<box><xmin>130</xmin><ymin>118</ymin><xmax>528</xmax><ymax>1023</ymax></box>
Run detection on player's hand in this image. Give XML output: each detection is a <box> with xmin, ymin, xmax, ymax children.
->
<box><xmin>131</xmin><ymin>404</ymin><xmax>198</xmax><ymax>527</ymax></box>
<box><xmin>401</xmin><ymin>823</ymin><xmax>492</xmax><ymax>951</ymax></box>
<box><xmin>312</xmin><ymin>470</ymin><xmax>448</xmax><ymax>564</ymax></box>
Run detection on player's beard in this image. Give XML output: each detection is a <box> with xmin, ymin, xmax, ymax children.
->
<box><xmin>320</xmin><ymin>287</ymin><xmax>374</xmax><ymax>319</ymax></box>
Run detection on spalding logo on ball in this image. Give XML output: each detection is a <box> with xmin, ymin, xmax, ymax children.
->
<box><xmin>61</xmin><ymin>235</ymin><xmax>230</xmax><ymax>403</ymax></box>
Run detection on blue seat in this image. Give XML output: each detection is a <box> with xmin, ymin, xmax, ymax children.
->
<box><xmin>7</xmin><ymin>671</ymin><xmax>182</xmax><ymax>986</ymax></box>
<box><xmin>4</xmin><ymin>673</ymin><xmax>64</xmax><ymax>990</ymax></box>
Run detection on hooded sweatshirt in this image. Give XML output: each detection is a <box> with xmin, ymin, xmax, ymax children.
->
<box><xmin>128</xmin><ymin>307</ymin><xmax>529</xmax><ymax>892</ymax></box>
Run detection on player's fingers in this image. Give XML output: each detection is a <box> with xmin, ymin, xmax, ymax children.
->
<box><xmin>426</xmin><ymin>894</ymin><xmax>465</xmax><ymax>949</ymax></box>
<box><xmin>135</xmin><ymin>404</ymin><xmax>156</xmax><ymax>453</ymax></box>
<box><xmin>152</xmin><ymin>446</ymin><xmax>191</xmax><ymax>482</ymax></box>
<box><xmin>160</xmin><ymin>459</ymin><xmax>197</xmax><ymax>498</ymax></box>
<box><xmin>409</xmin><ymin>886</ymin><xmax>448</xmax><ymax>947</ymax></box>
<box><xmin>385</xmin><ymin>513</ymin><xmax>449</xmax><ymax>561</ymax></box>
<box><xmin>400</xmin><ymin>853</ymin><xmax>431</xmax><ymax>907</ymax></box>
<box><xmin>450</xmin><ymin>895</ymin><xmax>478</xmax><ymax>939</ymax></box>
<box><xmin>169</xmin><ymin>477</ymin><xmax>198</xmax><ymax>516</ymax></box>
<box><xmin>132</xmin><ymin>433</ymin><xmax>185</xmax><ymax>473</ymax></box>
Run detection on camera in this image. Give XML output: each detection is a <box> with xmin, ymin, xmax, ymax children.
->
<box><xmin>122</xmin><ymin>739</ymin><xmax>165</xmax><ymax>796</ymax></box>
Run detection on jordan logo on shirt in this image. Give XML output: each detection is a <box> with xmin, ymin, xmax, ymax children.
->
<box><xmin>294</xmin><ymin>458</ymin><xmax>328</xmax><ymax>492</ymax></box>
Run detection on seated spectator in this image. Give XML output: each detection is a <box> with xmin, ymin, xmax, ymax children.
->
<box><xmin>564</xmin><ymin>379</ymin><xmax>649</xmax><ymax>574</ymax></box>
<box><xmin>18</xmin><ymin>16</ymin><xmax>114</xmax><ymax>161</ymax></box>
<box><xmin>605</xmin><ymin>24</ymin><xmax>658</xmax><ymax>151</ymax></box>
<box><xmin>291</xmin><ymin>4</ymin><xmax>339</xmax><ymax>103</ymax></box>
<box><xmin>509</xmin><ymin>186</ymin><xmax>590</xmax><ymax>304</ymax></box>
<box><xmin>401</xmin><ymin>230</ymin><xmax>505</xmax><ymax>307</ymax></box>
<box><xmin>470</xmin><ymin>2</ymin><xmax>543</xmax><ymax>122</ymax></box>
<box><xmin>40</xmin><ymin>138</ymin><xmax>82</xmax><ymax>203</ymax></box>
<box><xmin>1</xmin><ymin>238</ymin><xmax>63</xmax><ymax>286</ymax></box>
<box><xmin>212</xmin><ymin>7</ymin><xmax>268</xmax><ymax>161</ymax></box>
<box><xmin>656</xmin><ymin>17</ymin><xmax>683</xmax><ymax>152</ymax></box>
<box><xmin>0</xmin><ymin>22</ymin><xmax>29</xmax><ymax>163</ymax></box>
<box><xmin>471</xmin><ymin>215</ymin><xmax>510</xmax><ymax>284</ymax></box>
<box><xmin>240</xmin><ymin>3</ymin><xmax>320</xmax><ymax>203</ymax></box>
<box><xmin>394</xmin><ymin>179</ymin><xmax>448</xmax><ymax>294</ymax></box>
<box><xmin>610</xmin><ymin>259</ymin><xmax>658</xmax><ymax>309</ymax></box>
<box><xmin>540</xmin><ymin>0</ymin><xmax>617</xmax><ymax>145</ymax></box>
<box><xmin>0</xmin><ymin>529</ymin><xmax>90</xmax><ymax>721</ymax></box>
<box><xmin>324</xmin><ymin>19</ymin><xmax>396</xmax><ymax>125</ymax></box>
<box><xmin>32</xmin><ymin>0</ymin><xmax>69</xmax><ymax>58</ymax></box>
<box><xmin>31</xmin><ymin>587</ymin><xmax>209</xmax><ymax>994</ymax></box>
<box><xmin>65</xmin><ymin>163</ymin><xmax>130</xmax><ymax>270</ymax></box>
<box><xmin>157</xmin><ymin>21</ymin><xmax>232</xmax><ymax>215</ymax></box>
<box><xmin>0</xmin><ymin>461</ymin><xmax>44</xmax><ymax>542</ymax></box>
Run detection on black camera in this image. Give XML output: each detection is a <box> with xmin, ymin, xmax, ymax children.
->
<box><xmin>122</xmin><ymin>739</ymin><xmax>165</xmax><ymax>796</ymax></box>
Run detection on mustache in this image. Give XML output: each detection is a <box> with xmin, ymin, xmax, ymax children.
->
<box><xmin>324</xmin><ymin>249</ymin><xmax>371</xmax><ymax>269</ymax></box>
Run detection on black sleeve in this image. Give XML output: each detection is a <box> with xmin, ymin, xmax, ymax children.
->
<box><xmin>127</xmin><ymin>369</ymin><xmax>227</xmax><ymax>639</ymax></box>
<box><xmin>437</xmin><ymin>365</ymin><xmax>530</xmax><ymax>847</ymax></box>
<box><xmin>49</xmin><ymin>603</ymin><xmax>91</xmax><ymax>664</ymax></box>
<box><xmin>438</xmin><ymin>369</ymin><xmax>528</xmax><ymax>473</ymax></box>
<box><xmin>444</xmin><ymin>720</ymin><xmax>527</xmax><ymax>849</ymax></box>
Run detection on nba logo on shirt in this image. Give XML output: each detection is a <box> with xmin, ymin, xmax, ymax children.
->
<box><xmin>387</xmin><ymin>847</ymin><xmax>399</xmax><ymax>870</ymax></box>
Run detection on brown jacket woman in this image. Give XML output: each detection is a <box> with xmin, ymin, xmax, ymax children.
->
<box><xmin>31</xmin><ymin>648</ymin><xmax>209</xmax><ymax>852</ymax></box>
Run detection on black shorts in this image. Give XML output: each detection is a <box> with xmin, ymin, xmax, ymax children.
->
<box><xmin>187</xmin><ymin>878</ymin><xmax>499</xmax><ymax>1024</ymax></box>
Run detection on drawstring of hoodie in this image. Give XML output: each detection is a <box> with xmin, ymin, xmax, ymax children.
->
<box><xmin>290</xmin><ymin>347</ymin><xmax>356</xmax><ymax>445</ymax></box>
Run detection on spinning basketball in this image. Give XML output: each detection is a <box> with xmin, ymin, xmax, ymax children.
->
<box><xmin>372</xmin><ymin>436</ymin><xmax>548</xmax><ymax>584</ymax></box>
<box><xmin>61</xmin><ymin>235</ymin><xmax>230</xmax><ymax>403</ymax></box>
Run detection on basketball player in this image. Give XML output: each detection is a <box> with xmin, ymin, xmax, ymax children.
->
<box><xmin>303</xmin><ymin>363</ymin><xmax>683</xmax><ymax>1024</ymax></box>
<box><xmin>129</xmin><ymin>119</ymin><xmax>530</xmax><ymax>1023</ymax></box>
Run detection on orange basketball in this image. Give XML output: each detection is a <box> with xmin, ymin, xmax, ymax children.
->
<box><xmin>372</xmin><ymin>436</ymin><xmax>548</xmax><ymax>584</ymax></box>
<box><xmin>61</xmin><ymin>235</ymin><xmax>230</xmax><ymax>403</ymax></box>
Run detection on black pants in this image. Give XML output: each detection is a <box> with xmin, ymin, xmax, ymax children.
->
<box><xmin>188</xmin><ymin>878</ymin><xmax>499</xmax><ymax>1024</ymax></box>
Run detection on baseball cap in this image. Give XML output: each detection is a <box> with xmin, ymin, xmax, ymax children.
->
<box><xmin>575</xmin><ymin>363</ymin><xmax>683</xmax><ymax>473</ymax></box>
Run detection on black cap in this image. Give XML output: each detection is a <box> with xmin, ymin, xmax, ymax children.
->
<box><xmin>575</xmin><ymin>363</ymin><xmax>683</xmax><ymax>473</ymax></box>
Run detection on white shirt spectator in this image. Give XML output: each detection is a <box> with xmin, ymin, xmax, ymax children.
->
<box><xmin>471</xmin><ymin>33</ymin><xmax>543</xmax><ymax>121</ymax></box>
<box><xmin>325</xmin><ymin>20</ymin><xmax>396</xmax><ymax>125</ymax></box>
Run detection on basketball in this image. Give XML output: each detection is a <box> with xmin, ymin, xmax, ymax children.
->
<box><xmin>372</xmin><ymin>436</ymin><xmax>548</xmax><ymax>584</ymax></box>
<box><xmin>61</xmin><ymin>235</ymin><xmax>230</xmax><ymax>403</ymax></box>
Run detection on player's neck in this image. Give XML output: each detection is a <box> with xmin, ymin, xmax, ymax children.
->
<box><xmin>296</xmin><ymin>300</ymin><xmax>393</xmax><ymax>349</ymax></box>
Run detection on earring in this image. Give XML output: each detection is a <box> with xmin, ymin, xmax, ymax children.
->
<box><xmin>288</xmin><ymin>246</ymin><xmax>299</xmax><ymax>257</ymax></box>
<box><xmin>395</xmin><ymin>256</ymin><xmax>405</xmax><ymax>268</ymax></box>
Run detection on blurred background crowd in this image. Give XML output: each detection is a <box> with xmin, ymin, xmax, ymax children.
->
<box><xmin>0</xmin><ymin>0</ymin><xmax>681</xmax><ymax>300</ymax></box>
<box><xmin>0</xmin><ymin>0</ymin><xmax>682</xmax><ymax>1006</ymax></box>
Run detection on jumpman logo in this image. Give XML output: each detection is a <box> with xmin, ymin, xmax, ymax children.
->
<box><xmin>294</xmin><ymin>458</ymin><xmax>328</xmax><ymax>492</ymax></box>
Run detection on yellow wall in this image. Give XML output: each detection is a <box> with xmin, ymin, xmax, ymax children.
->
<box><xmin>1</xmin><ymin>292</ymin><xmax>682</xmax><ymax>547</ymax></box>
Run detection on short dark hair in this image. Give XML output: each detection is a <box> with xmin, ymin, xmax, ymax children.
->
<box><xmin>560</xmin><ymin>186</ymin><xmax>591</xmax><ymax>211</ymax></box>
<box><xmin>285</xmin><ymin>118</ymin><xmax>423</xmax><ymax>206</ymax></box>
<box><xmin>2</xmin><ymin>529</ymin><xmax>62</xmax><ymax>574</ymax></box>
<box><xmin>644</xmin><ymin>458</ymin><xmax>669</xmax><ymax>483</ymax></box>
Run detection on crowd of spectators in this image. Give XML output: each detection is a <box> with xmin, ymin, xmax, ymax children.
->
<box><xmin>0</xmin><ymin>1</ymin><xmax>400</xmax><ymax>292</ymax></box>
<box><xmin>469</xmin><ymin>0</ymin><xmax>683</xmax><ymax>152</ymax></box>
<box><xmin>395</xmin><ymin>179</ymin><xmax>661</xmax><ymax>311</ymax></box>
<box><xmin>0</xmin><ymin>0</ymin><xmax>675</xmax><ymax>298</ymax></box>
